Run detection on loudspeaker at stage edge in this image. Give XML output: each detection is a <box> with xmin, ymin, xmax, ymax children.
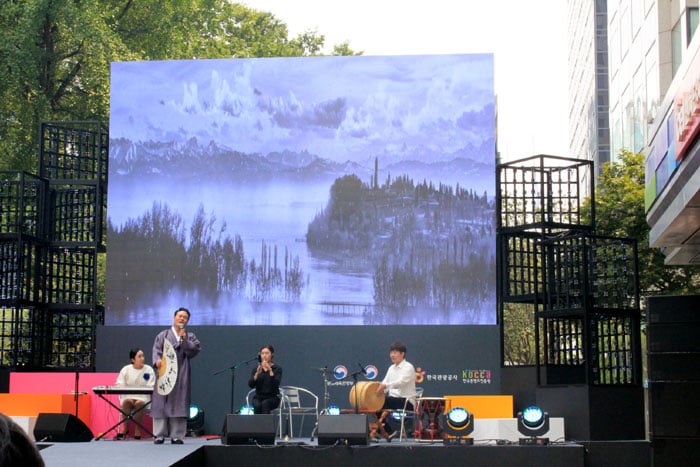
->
<box><xmin>222</xmin><ymin>414</ymin><xmax>276</xmax><ymax>445</ymax></box>
<box><xmin>317</xmin><ymin>414</ymin><xmax>369</xmax><ymax>446</ymax></box>
<box><xmin>33</xmin><ymin>413</ymin><xmax>94</xmax><ymax>442</ymax></box>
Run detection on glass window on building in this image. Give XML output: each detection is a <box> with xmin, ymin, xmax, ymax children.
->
<box><xmin>656</xmin><ymin>152</ymin><xmax>670</xmax><ymax>195</ymax></box>
<box><xmin>644</xmin><ymin>0</ymin><xmax>654</xmax><ymax>17</ymax></box>
<box><xmin>688</xmin><ymin>7</ymin><xmax>699</xmax><ymax>45</ymax></box>
<box><xmin>633</xmin><ymin>66</ymin><xmax>645</xmax><ymax>153</ymax></box>
<box><xmin>623</xmin><ymin>85</ymin><xmax>633</xmax><ymax>152</ymax></box>
<box><xmin>634</xmin><ymin>95</ymin><xmax>645</xmax><ymax>152</ymax></box>
<box><xmin>664</xmin><ymin>112</ymin><xmax>676</xmax><ymax>166</ymax></box>
<box><xmin>621</xmin><ymin>4</ymin><xmax>631</xmax><ymax>61</ymax></box>
<box><xmin>672</xmin><ymin>17</ymin><xmax>683</xmax><ymax>77</ymax></box>
<box><xmin>631</xmin><ymin>0</ymin><xmax>644</xmax><ymax>39</ymax></box>
<box><xmin>609</xmin><ymin>16</ymin><xmax>620</xmax><ymax>78</ymax></box>
<box><xmin>612</xmin><ymin>117</ymin><xmax>622</xmax><ymax>161</ymax></box>
<box><xmin>645</xmin><ymin>52</ymin><xmax>659</xmax><ymax>136</ymax></box>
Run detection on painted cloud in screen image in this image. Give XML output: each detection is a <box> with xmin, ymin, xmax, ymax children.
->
<box><xmin>106</xmin><ymin>54</ymin><xmax>496</xmax><ymax>326</ymax></box>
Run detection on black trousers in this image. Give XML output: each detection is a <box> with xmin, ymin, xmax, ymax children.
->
<box><xmin>253</xmin><ymin>395</ymin><xmax>280</xmax><ymax>414</ymax></box>
<box><xmin>379</xmin><ymin>397</ymin><xmax>414</xmax><ymax>434</ymax></box>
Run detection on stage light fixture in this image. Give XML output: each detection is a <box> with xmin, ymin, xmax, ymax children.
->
<box><xmin>187</xmin><ymin>404</ymin><xmax>205</xmax><ymax>437</ymax></box>
<box><xmin>517</xmin><ymin>405</ymin><xmax>549</xmax><ymax>445</ymax></box>
<box><xmin>239</xmin><ymin>405</ymin><xmax>255</xmax><ymax>415</ymax></box>
<box><xmin>439</xmin><ymin>407</ymin><xmax>474</xmax><ymax>445</ymax></box>
<box><xmin>326</xmin><ymin>405</ymin><xmax>341</xmax><ymax>415</ymax></box>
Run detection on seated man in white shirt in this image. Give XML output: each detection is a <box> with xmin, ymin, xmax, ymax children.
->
<box><xmin>376</xmin><ymin>341</ymin><xmax>416</xmax><ymax>438</ymax></box>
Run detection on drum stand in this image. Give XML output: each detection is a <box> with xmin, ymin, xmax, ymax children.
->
<box><xmin>310</xmin><ymin>367</ymin><xmax>331</xmax><ymax>441</ymax></box>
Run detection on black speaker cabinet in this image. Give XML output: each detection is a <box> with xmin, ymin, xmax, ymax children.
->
<box><xmin>222</xmin><ymin>414</ymin><xmax>276</xmax><ymax>445</ymax></box>
<box><xmin>649</xmin><ymin>382</ymin><xmax>700</xmax><ymax>438</ymax></box>
<box><xmin>33</xmin><ymin>413</ymin><xmax>93</xmax><ymax>442</ymax></box>
<box><xmin>317</xmin><ymin>414</ymin><xmax>369</xmax><ymax>446</ymax></box>
<box><xmin>0</xmin><ymin>367</ymin><xmax>9</xmax><ymax>393</ymax></box>
<box><xmin>647</xmin><ymin>295</ymin><xmax>700</xmax><ymax>440</ymax></box>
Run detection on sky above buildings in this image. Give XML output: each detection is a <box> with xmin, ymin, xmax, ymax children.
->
<box><xmin>242</xmin><ymin>0</ymin><xmax>569</xmax><ymax>162</ymax></box>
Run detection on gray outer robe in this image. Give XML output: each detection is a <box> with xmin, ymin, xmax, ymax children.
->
<box><xmin>151</xmin><ymin>327</ymin><xmax>201</xmax><ymax>419</ymax></box>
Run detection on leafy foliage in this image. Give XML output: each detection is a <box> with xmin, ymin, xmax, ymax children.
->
<box><xmin>0</xmin><ymin>0</ymin><xmax>359</xmax><ymax>172</ymax></box>
<box><xmin>502</xmin><ymin>303</ymin><xmax>537</xmax><ymax>366</ymax></box>
<box><xmin>582</xmin><ymin>150</ymin><xmax>700</xmax><ymax>297</ymax></box>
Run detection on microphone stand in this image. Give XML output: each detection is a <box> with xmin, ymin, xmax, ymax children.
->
<box><xmin>321</xmin><ymin>371</ymin><xmax>330</xmax><ymax>413</ymax></box>
<box><xmin>310</xmin><ymin>367</ymin><xmax>331</xmax><ymax>441</ymax></box>
<box><xmin>350</xmin><ymin>369</ymin><xmax>363</xmax><ymax>415</ymax></box>
<box><xmin>214</xmin><ymin>356</ymin><xmax>258</xmax><ymax>414</ymax></box>
<box><xmin>351</xmin><ymin>363</ymin><xmax>368</xmax><ymax>415</ymax></box>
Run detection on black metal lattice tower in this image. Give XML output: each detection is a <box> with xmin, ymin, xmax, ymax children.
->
<box><xmin>497</xmin><ymin>154</ymin><xmax>642</xmax><ymax>387</ymax></box>
<box><xmin>0</xmin><ymin>121</ymin><xmax>107</xmax><ymax>370</ymax></box>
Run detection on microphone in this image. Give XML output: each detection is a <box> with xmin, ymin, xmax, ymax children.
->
<box><xmin>178</xmin><ymin>323</ymin><xmax>185</xmax><ymax>342</ymax></box>
<box><xmin>358</xmin><ymin>363</ymin><xmax>367</xmax><ymax>375</ymax></box>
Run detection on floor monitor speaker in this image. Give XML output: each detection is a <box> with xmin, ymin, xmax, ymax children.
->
<box><xmin>222</xmin><ymin>414</ymin><xmax>276</xmax><ymax>445</ymax></box>
<box><xmin>317</xmin><ymin>414</ymin><xmax>369</xmax><ymax>445</ymax></box>
<box><xmin>33</xmin><ymin>413</ymin><xmax>93</xmax><ymax>442</ymax></box>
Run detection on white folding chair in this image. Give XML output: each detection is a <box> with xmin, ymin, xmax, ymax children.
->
<box><xmin>398</xmin><ymin>387</ymin><xmax>424</xmax><ymax>441</ymax></box>
<box><xmin>244</xmin><ymin>388</ymin><xmax>256</xmax><ymax>411</ymax></box>
<box><xmin>246</xmin><ymin>388</ymin><xmax>286</xmax><ymax>438</ymax></box>
<box><xmin>277</xmin><ymin>386</ymin><xmax>318</xmax><ymax>439</ymax></box>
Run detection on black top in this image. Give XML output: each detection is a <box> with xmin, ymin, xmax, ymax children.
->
<box><xmin>248</xmin><ymin>363</ymin><xmax>282</xmax><ymax>398</ymax></box>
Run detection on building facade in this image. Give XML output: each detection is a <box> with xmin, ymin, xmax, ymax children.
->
<box><xmin>568</xmin><ymin>0</ymin><xmax>610</xmax><ymax>184</ymax></box>
<box><xmin>568</xmin><ymin>1</ymin><xmax>699</xmax><ymax>264</ymax></box>
<box><xmin>608</xmin><ymin>1</ymin><xmax>698</xmax><ymax>162</ymax></box>
<box><xmin>645</xmin><ymin>26</ymin><xmax>700</xmax><ymax>265</ymax></box>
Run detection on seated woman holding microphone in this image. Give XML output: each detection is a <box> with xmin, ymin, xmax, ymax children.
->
<box><xmin>247</xmin><ymin>344</ymin><xmax>283</xmax><ymax>414</ymax></box>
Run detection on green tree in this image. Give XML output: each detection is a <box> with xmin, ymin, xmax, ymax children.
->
<box><xmin>104</xmin><ymin>0</ymin><xmax>318</xmax><ymax>59</ymax></box>
<box><xmin>0</xmin><ymin>0</ymin><xmax>127</xmax><ymax>171</ymax></box>
<box><xmin>502</xmin><ymin>303</ymin><xmax>537</xmax><ymax>365</ymax></box>
<box><xmin>333</xmin><ymin>41</ymin><xmax>363</xmax><ymax>56</ymax></box>
<box><xmin>583</xmin><ymin>150</ymin><xmax>700</xmax><ymax>296</ymax></box>
<box><xmin>0</xmin><ymin>0</ymin><xmax>360</xmax><ymax>172</ymax></box>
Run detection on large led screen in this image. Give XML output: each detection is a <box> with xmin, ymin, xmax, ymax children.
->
<box><xmin>106</xmin><ymin>54</ymin><xmax>496</xmax><ymax>325</ymax></box>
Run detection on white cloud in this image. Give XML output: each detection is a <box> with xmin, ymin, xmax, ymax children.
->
<box><xmin>241</xmin><ymin>0</ymin><xmax>568</xmax><ymax>161</ymax></box>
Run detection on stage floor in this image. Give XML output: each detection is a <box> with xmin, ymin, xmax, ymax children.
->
<box><xmin>36</xmin><ymin>435</ymin><xmax>647</xmax><ymax>467</ymax></box>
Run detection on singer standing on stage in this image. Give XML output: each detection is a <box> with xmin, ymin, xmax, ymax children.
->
<box><xmin>248</xmin><ymin>344</ymin><xmax>283</xmax><ymax>414</ymax></box>
<box><xmin>376</xmin><ymin>341</ymin><xmax>416</xmax><ymax>438</ymax></box>
<box><xmin>151</xmin><ymin>307</ymin><xmax>201</xmax><ymax>444</ymax></box>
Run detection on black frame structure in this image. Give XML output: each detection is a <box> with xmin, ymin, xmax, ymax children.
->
<box><xmin>0</xmin><ymin>121</ymin><xmax>106</xmax><ymax>370</ymax></box>
<box><xmin>497</xmin><ymin>154</ymin><xmax>644</xmax><ymax>440</ymax></box>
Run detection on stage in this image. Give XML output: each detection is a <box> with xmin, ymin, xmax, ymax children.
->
<box><xmin>37</xmin><ymin>435</ymin><xmax>652</xmax><ymax>467</ymax></box>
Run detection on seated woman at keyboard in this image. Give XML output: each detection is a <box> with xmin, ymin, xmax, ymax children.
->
<box><xmin>114</xmin><ymin>348</ymin><xmax>155</xmax><ymax>440</ymax></box>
